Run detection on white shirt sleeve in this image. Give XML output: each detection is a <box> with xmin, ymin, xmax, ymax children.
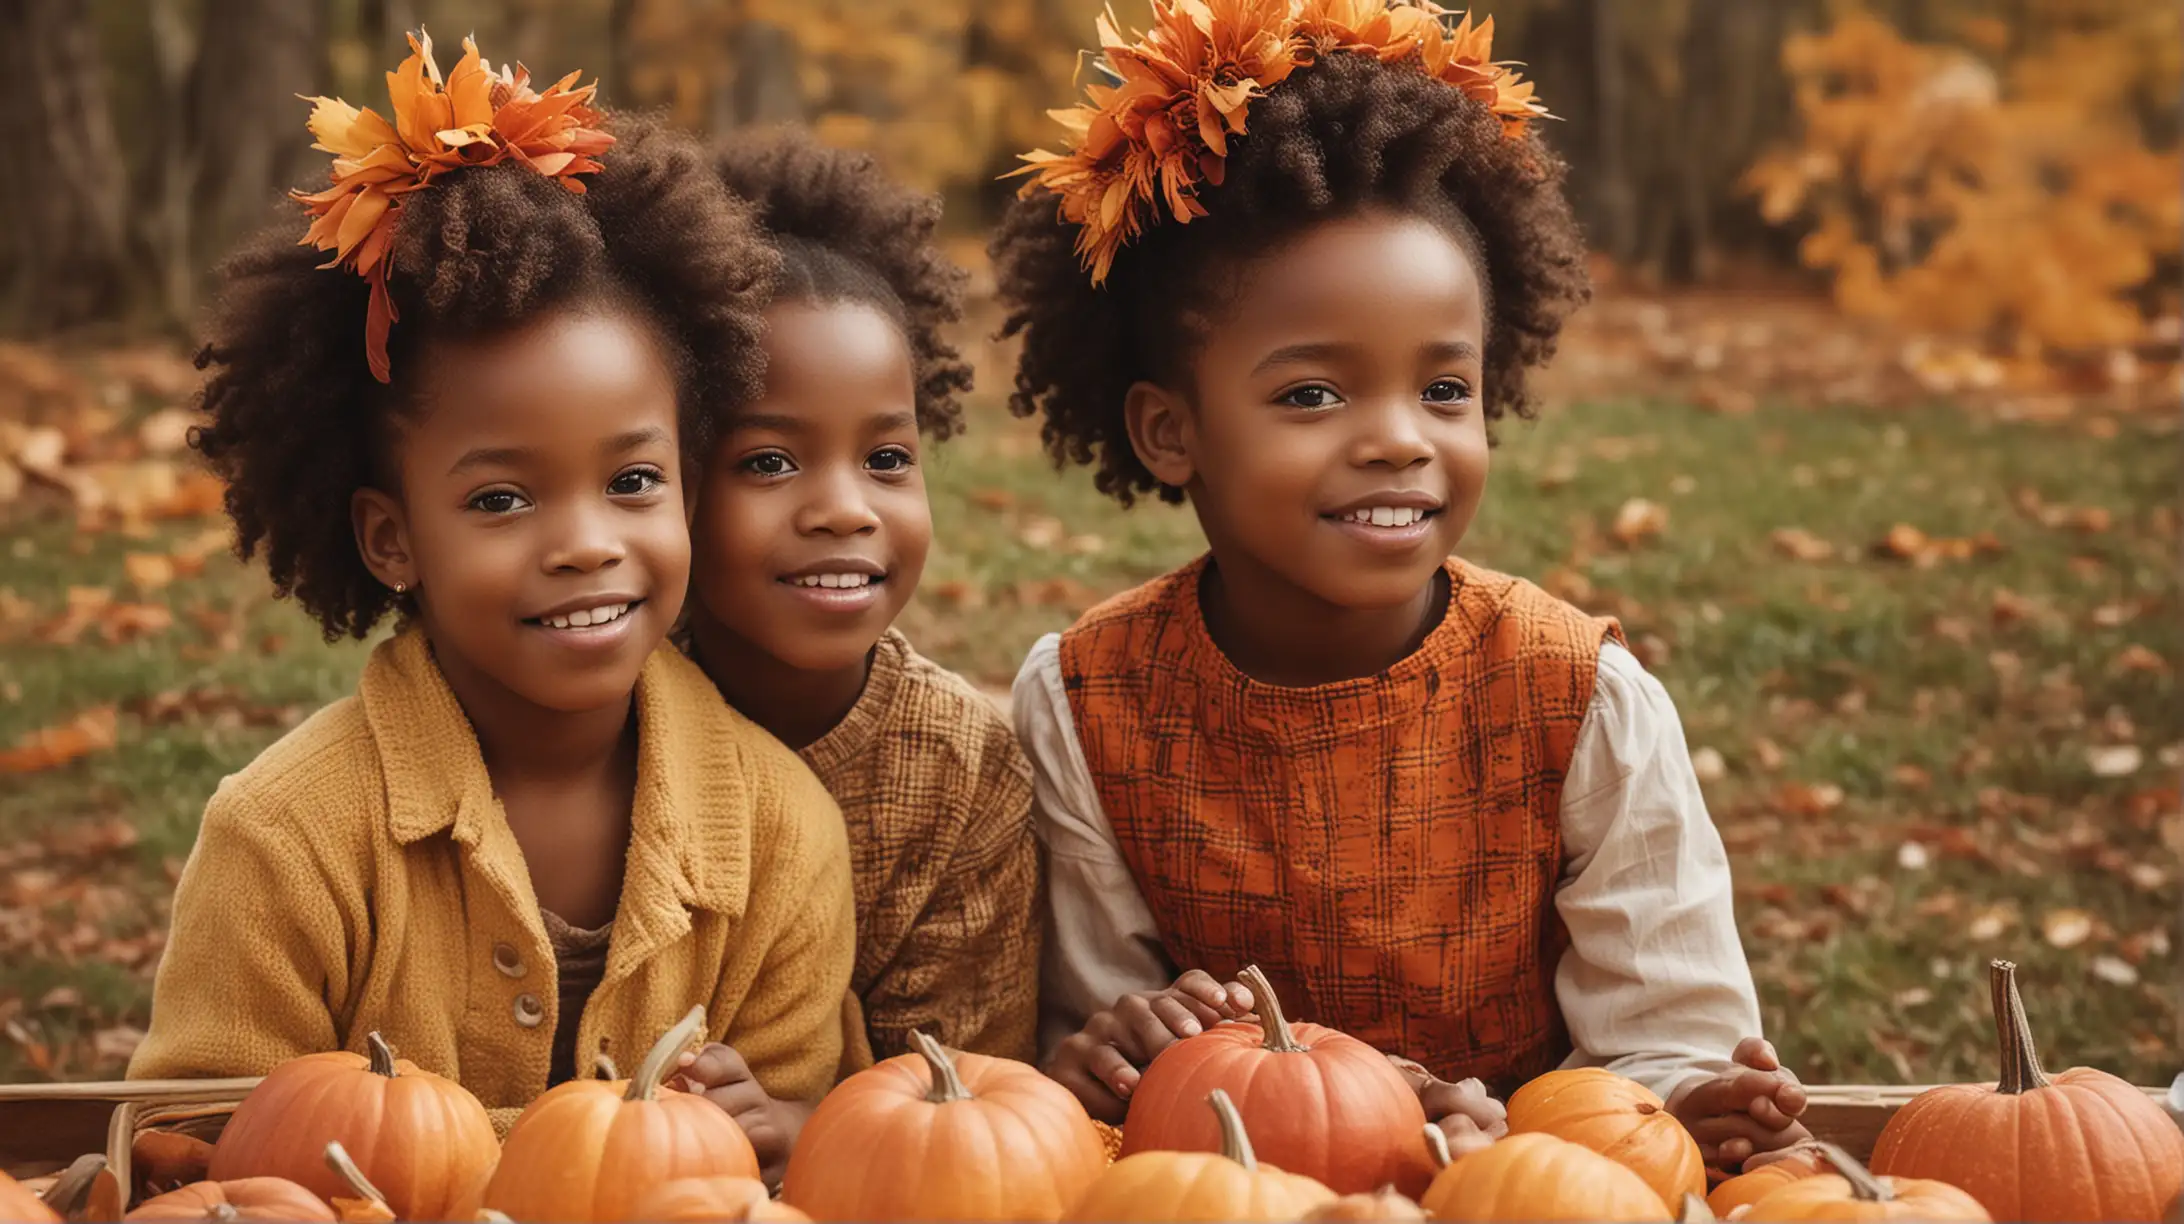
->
<box><xmin>1553</xmin><ymin>639</ymin><xmax>1761</xmax><ymax>1101</ymax></box>
<box><xmin>1014</xmin><ymin>631</ymin><xmax>1759</xmax><ymax>1092</ymax></box>
<box><xmin>1013</xmin><ymin>633</ymin><xmax>1175</xmax><ymax>1063</ymax></box>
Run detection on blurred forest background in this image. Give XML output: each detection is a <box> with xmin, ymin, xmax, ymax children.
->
<box><xmin>0</xmin><ymin>0</ymin><xmax>2178</xmax><ymax>1093</ymax></box>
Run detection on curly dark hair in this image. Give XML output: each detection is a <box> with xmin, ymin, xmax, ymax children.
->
<box><xmin>990</xmin><ymin>50</ymin><xmax>1592</xmax><ymax>506</ymax></box>
<box><xmin>712</xmin><ymin>127</ymin><xmax>972</xmax><ymax>440</ymax></box>
<box><xmin>189</xmin><ymin>115</ymin><xmax>779</xmax><ymax>641</ymax></box>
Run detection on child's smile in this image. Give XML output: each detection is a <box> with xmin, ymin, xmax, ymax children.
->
<box><xmin>1321</xmin><ymin>490</ymin><xmax>1447</xmax><ymax>555</ymax></box>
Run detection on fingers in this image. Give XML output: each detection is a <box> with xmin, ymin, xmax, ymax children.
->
<box><xmin>1171</xmin><ymin>971</ymin><xmax>1253</xmax><ymax>1019</ymax></box>
<box><xmin>1703</xmin><ymin>1137</ymin><xmax>1756</xmax><ymax>1170</ymax></box>
<box><xmin>1420</xmin><ymin>1078</ymin><xmax>1507</xmax><ymax>1136</ymax></box>
<box><xmin>1731</xmin><ymin>1037</ymin><xmax>1780</xmax><ymax>1072</ymax></box>
<box><xmin>1042</xmin><ymin>1033</ymin><xmax>1130</xmax><ymax>1124</ymax></box>
<box><xmin>1111</xmin><ymin>996</ymin><xmax>1185</xmax><ymax>1063</ymax></box>
<box><xmin>1433</xmin><ymin>1114</ymin><xmax>1496</xmax><ymax>1158</ymax></box>
<box><xmin>1685</xmin><ymin>1113</ymin><xmax>1788</xmax><ymax>1150</ymax></box>
<box><xmin>1150</xmin><ymin>994</ymin><xmax>1214</xmax><ymax>1039</ymax></box>
<box><xmin>675</xmin><ymin>1043</ymin><xmax>754</xmax><ymax>1091</ymax></box>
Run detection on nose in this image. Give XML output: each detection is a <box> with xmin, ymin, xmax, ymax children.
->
<box><xmin>794</xmin><ymin>464</ymin><xmax>881</xmax><ymax>537</ymax></box>
<box><xmin>540</xmin><ymin>499</ymin><xmax>627</xmax><ymax>574</ymax></box>
<box><xmin>1347</xmin><ymin>397</ymin><xmax>1435</xmax><ymax>470</ymax></box>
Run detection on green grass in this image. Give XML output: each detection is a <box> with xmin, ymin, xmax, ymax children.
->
<box><xmin>1</xmin><ymin>389</ymin><xmax>2176</xmax><ymax>1087</ymax></box>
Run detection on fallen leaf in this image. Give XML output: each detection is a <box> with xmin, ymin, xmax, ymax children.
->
<box><xmin>152</xmin><ymin>469</ymin><xmax>225</xmax><ymax>519</ymax></box>
<box><xmin>1875</xmin><ymin>524</ymin><xmax>1929</xmax><ymax>561</ymax></box>
<box><xmin>1967</xmin><ymin>906</ymin><xmax>2015</xmax><ymax>940</ymax></box>
<box><xmin>12</xmin><ymin>426</ymin><xmax>66</xmax><ymax>475</ymax></box>
<box><xmin>37</xmin><ymin>987</ymin><xmax>81</xmax><ymax>1011</ymax></box>
<box><xmin>2111</xmin><ymin>645</ymin><xmax>2168</xmax><ymax>675</ymax></box>
<box><xmin>1775</xmin><ymin>781</ymin><xmax>1844</xmax><ymax>817</ymax></box>
<box><xmin>1890</xmin><ymin>764</ymin><xmax>1932</xmax><ymax>790</ymax></box>
<box><xmin>1017</xmin><ymin>516</ymin><xmax>1065</xmax><ymax>550</ymax></box>
<box><xmin>100</xmin><ymin>601</ymin><xmax>173</xmax><ymax>643</ymax></box>
<box><xmin>2087</xmin><ymin>744</ymin><xmax>2143</xmax><ymax>778</ymax></box>
<box><xmin>1991</xmin><ymin>588</ymin><xmax>2038</xmax><ymax>626</ymax></box>
<box><xmin>1770</xmin><ymin>528</ymin><xmax>1836</xmax><ymax>562</ymax></box>
<box><xmin>1543</xmin><ymin>567</ymin><xmax>1593</xmax><ymax>605</ymax></box>
<box><xmin>0</xmin><ymin>459</ymin><xmax>20</xmax><ymax>505</ymax></box>
<box><xmin>923</xmin><ymin>580</ymin><xmax>985</xmax><ymax>609</ymax></box>
<box><xmin>968</xmin><ymin>487</ymin><xmax>1016</xmax><ymax>512</ymax></box>
<box><xmin>2065</xmin><ymin>506</ymin><xmax>2112</xmax><ymax>534</ymax></box>
<box><xmin>1065</xmin><ymin>533</ymin><xmax>1107</xmax><ymax>556</ymax></box>
<box><xmin>1894</xmin><ymin>987</ymin><xmax>1934</xmax><ymax>1008</ymax></box>
<box><xmin>1610</xmin><ymin>498</ymin><xmax>1668</xmax><ymax>547</ymax></box>
<box><xmin>1930</xmin><ymin>616</ymin><xmax>1975</xmax><ymax>645</ymax></box>
<box><xmin>135</xmin><ymin>408</ymin><xmax>197</xmax><ymax>455</ymax></box>
<box><xmin>1690</xmin><ymin>746</ymin><xmax>1726</xmax><ymax>784</ymax></box>
<box><xmin>0</xmin><ymin>706</ymin><xmax>119</xmax><ymax>774</ymax></box>
<box><xmin>1753</xmin><ymin>737</ymin><xmax>1785</xmax><ymax>772</ymax></box>
<box><xmin>2091</xmin><ymin>956</ymin><xmax>2138</xmax><ymax>987</ymax></box>
<box><xmin>2091</xmin><ymin>602</ymin><xmax>2138</xmax><ymax>628</ymax></box>
<box><xmin>124</xmin><ymin>552</ymin><xmax>176</xmax><ymax>591</ymax></box>
<box><xmin>1896</xmin><ymin>841</ymin><xmax>1931</xmax><ymax>871</ymax></box>
<box><xmin>2042</xmin><ymin>908</ymin><xmax>2095</xmax><ymax>949</ymax></box>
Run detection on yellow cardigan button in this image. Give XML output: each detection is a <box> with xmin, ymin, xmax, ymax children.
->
<box><xmin>513</xmin><ymin>993</ymin><xmax>545</xmax><ymax>1028</ymax></box>
<box><xmin>492</xmin><ymin>942</ymin><xmax>525</xmax><ymax>978</ymax></box>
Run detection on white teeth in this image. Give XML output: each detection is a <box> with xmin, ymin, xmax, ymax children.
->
<box><xmin>541</xmin><ymin>603</ymin><xmax>629</xmax><ymax>630</ymax></box>
<box><xmin>1346</xmin><ymin>506</ymin><xmax>1425</xmax><ymax>527</ymax></box>
<box><xmin>792</xmin><ymin>573</ymin><xmax>874</xmax><ymax>589</ymax></box>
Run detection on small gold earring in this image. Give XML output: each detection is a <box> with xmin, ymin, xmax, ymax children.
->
<box><xmin>393</xmin><ymin>581</ymin><xmax>408</xmax><ymax>595</ymax></box>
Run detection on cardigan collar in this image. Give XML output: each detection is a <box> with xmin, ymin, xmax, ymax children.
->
<box><xmin>358</xmin><ymin>630</ymin><xmax>751</xmax><ymax>928</ymax></box>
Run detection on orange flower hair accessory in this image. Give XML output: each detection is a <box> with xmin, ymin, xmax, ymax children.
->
<box><xmin>1012</xmin><ymin>0</ymin><xmax>1548</xmax><ymax>284</ymax></box>
<box><xmin>293</xmin><ymin>30</ymin><xmax>614</xmax><ymax>382</ymax></box>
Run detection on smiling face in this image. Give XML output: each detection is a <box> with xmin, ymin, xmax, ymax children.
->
<box><xmin>1127</xmin><ymin>209</ymin><xmax>1491</xmax><ymax>613</ymax></box>
<box><xmin>688</xmin><ymin>300</ymin><xmax>931</xmax><ymax>674</ymax></box>
<box><xmin>352</xmin><ymin>305</ymin><xmax>689</xmax><ymax>715</ymax></box>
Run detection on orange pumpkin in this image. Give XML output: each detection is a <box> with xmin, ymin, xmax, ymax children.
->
<box><xmin>482</xmin><ymin>1006</ymin><xmax>760</xmax><ymax>1222</ymax></box>
<box><xmin>1742</xmin><ymin>1143</ymin><xmax>1989</xmax><ymax>1221</ymax></box>
<box><xmin>1506</xmin><ymin>1067</ymin><xmax>1705</xmax><ymax>1209</ymax></box>
<box><xmin>1870</xmin><ymin>959</ymin><xmax>2184</xmax><ymax>1222</ymax></box>
<box><xmin>209</xmin><ymin>1032</ymin><xmax>496</xmax><ymax>1221</ymax></box>
<box><xmin>628</xmin><ymin>1178</ymin><xmax>810</xmax><ymax>1222</ymax></box>
<box><xmin>1118</xmin><ymin>965</ymin><xmax>1428</xmax><ymax>1195</ymax></box>
<box><xmin>784</xmin><ymin>1030</ymin><xmax>1106</xmax><ymax>1220</ymax></box>
<box><xmin>124</xmin><ymin>1177</ymin><xmax>335</xmax><ymax>1221</ymax></box>
<box><xmin>1302</xmin><ymin>1185</ymin><xmax>1427</xmax><ymax>1221</ymax></box>
<box><xmin>1418</xmin><ymin>1127</ymin><xmax>1672</xmax><ymax>1222</ymax></box>
<box><xmin>1068</xmin><ymin>1089</ymin><xmax>1334</xmax><ymax>1221</ymax></box>
<box><xmin>0</xmin><ymin>1169</ymin><xmax>59</xmax><ymax>1223</ymax></box>
<box><xmin>1708</xmin><ymin>1147</ymin><xmax>1831</xmax><ymax>1218</ymax></box>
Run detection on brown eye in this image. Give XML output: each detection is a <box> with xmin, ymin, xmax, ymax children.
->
<box><xmin>742</xmin><ymin>453</ymin><xmax>794</xmax><ymax>477</ymax></box>
<box><xmin>867</xmin><ymin>446</ymin><xmax>914</xmax><ymax>473</ymax></box>
<box><xmin>607</xmin><ymin>467</ymin><xmax>665</xmax><ymax>496</ymax></box>
<box><xmin>1279</xmin><ymin>385</ymin><xmax>1341</xmax><ymax>410</ymax></box>
<box><xmin>1424</xmin><ymin>380</ymin><xmax>1470</xmax><ymax>404</ymax></box>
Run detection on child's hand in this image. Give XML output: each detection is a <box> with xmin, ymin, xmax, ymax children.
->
<box><xmin>1664</xmin><ymin>1037</ymin><xmax>1812</xmax><ymax>1173</ymax></box>
<box><xmin>674</xmin><ymin>1042</ymin><xmax>815</xmax><ymax>1187</ymax></box>
<box><xmin>1387</xmin><ymin>1055</ymin><xmax>1508</xmax><ymax>1151</ymax></box>
<box><xmin>1042</xmin><ymin>970</ymin><xmax>1254</xmax><ymax>1121</ymax></box>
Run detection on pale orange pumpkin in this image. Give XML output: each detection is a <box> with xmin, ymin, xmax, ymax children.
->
<box><xmin>1506</xmin><ymin>1066</ymin><xmax>1705</xmax><ymax>1208</ymax></box>
<box><xmin>482</xmin><ymin>1007</ymin><xmax>760</xmax><ymax>1222</ymax></box>
<box><xmin>1067</xmin><ymin>1089</ymin><xmax>1335</xmax><ymax>1221</ymax></box>
<box><xmin>123</xmin><ymin>1177</ymin><xmax>336</xmax><ymax>1221</ymax></box>
<box><xmin>1417</xmin><ymin>1126</ymin><xmax>1672</xmax><ymax>1222</ymax></box>
<box><xmin>209</xmin><ymin>1032</ymin><xmax>496</xmax><ymax>1221</ymax></box>
<box><xmin>1302</xmin><ymin>1185</ymin><xmax>1427</xmax><ymax>1221</ymax></box>
<box><xmin>1118</xmin><ymin>965</ymin><xmax>1429</xmax><ymax>1195</ymax></box>
<box><xmin>1742</xmin><ymin>1143</ymin><xmax>1989</xmax><ymax>1222</ymax></box>
<box><xmin>1708</xmin><ymin>1147</ymin><xmax>1831</xmax><ymax>1218</ymax></box>
<box><xmin>784</xmin><ymin>1030</ymin><xmax>1106</xmax><ymax>1220</ymax></box>
<box><xmin>1870</xmin><ymin>960</ymin><xmax>2184</xmax><ymax>1222</ymax></box>
<box><xmin>0</xmin><ymin>1169</ymin><xmax>59</xmax><ymax>1223</ymax></box>
<box><xmin>628</xmin><ymin>1177</ymin><xmax>810</xmax><ymax>1222</ymax></box>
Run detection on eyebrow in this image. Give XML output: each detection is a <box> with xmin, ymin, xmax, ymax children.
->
<box><xmin>606</xmin><ymin>426</ymin><xmax>672</xmax><ymax>454</ymax></box>
<box><xmin>1251</xmin><ymin>339</ymin><xmax>1482</xmax><ymax>375</ymax></box>
<box><xmin>729</xmin><ymin>410</ymin><xmax>919</xmax><ymax>434</ymax></box>
<box><xmin>446</xmin><ymin>426</ymin><xmax>670</xmax><ymax>478</ymax></box>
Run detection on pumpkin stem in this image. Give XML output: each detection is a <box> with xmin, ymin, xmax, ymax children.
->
<box><xmin>1679</xmin><ymin>1192</ymin><xmax>1716</xmax><ymax>1223</ymax></box>
<box><xmin>1236</xmin><ymin>964</ymin><xmax>1307</xmax><ymax>1054</ymax></box>
<box><xmin>477</xmin><ymin>1212</ymin><xmax>516</xmax><ymax>1223</ymax></box>
<box><xmin>628</xmin><ymin>1004</ymin><xmax>707</xmax><ymax>1103</ymax></box>
<box><xmin>38</xmin><ymin>1153</ymin><xmax>104</xmax><ymax>1217</ymax></box>
<box><xmin>1989</xmin><ymin>959</ymin><xmax>2050</xmax><ymax>1094</ymax></box>
<box><xmin>324</xmin><ymin>1141</ymin><xmax>388</xmax><ymax>1208</ymax></box>
<box><xmin>366</xmin><ymin>1032</ymin><xmax>398</xmax><ymax>1078</ymax></box>
<box><xmin>910</xmin><ymin>1030</ymin><xmax>973</xmax><ymax>1104</ymax></box>
<box><xmin>1421</xmin><ymin>1123</ymin><xmax>1451</xmax><ymax>1171</ymax></box>
<box><xmin>1209</xmin><ymin>1089</ymin><xmax>1257</xmax><ymax>1171</ymax></box>
<box><xmin>208</xmin><ymin>1204</ymin><xmax>240</xmax><ymax>1222</ymax></box>
<box><xmin>1813</xmin><ymin>1141</ymin><xmax>1893</xmax><ymax>1203</ymax></box>
<box><xmin>595</xmin><ymin>1053</ymin><xmax>620</xmax><ymax>1081</ymax></box>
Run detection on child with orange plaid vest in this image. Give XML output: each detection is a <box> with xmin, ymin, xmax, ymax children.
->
<box><xmin>991</xmin><ymin>0</ymin><xmax>1810</xmax><ymax>1176</ymax></box>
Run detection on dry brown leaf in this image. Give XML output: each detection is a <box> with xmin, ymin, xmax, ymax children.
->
<box><xmin>153</xmin><ymin>469</ymin><xmax>225</xmax><ymax>520</ymax></box>
<box><xmin>124</xmin><ymin>552</ymin><xmax>177</xmax><ymax>591</ymax></box>
<box><xmin>136</xmin><ymin>408</ymin><xmax>197</xmax><ymax>456</ymax></box>
<box><xmin>2042</xmin><ymin>907</ymin><xmax>2095</xmax><ymax>949</ymax></box>
<box><xmin>968</xmin><ymin>487</ymin><xmax>1016</xmax><ymax>512</ymax></box>
<box><xmin>2111</xmin><ymin>645</ymin><xmax>2168</xmax><ymax>675</ymax></box>
<box><xmin>1990</xmin><ymin>588</ymin><xmax>2038</xmax><ymax>626</ymax></box>
<box><xmin>0</xmin><ymin>705</ymin><xmax>119</xmax><ymax>774</ymax></box>
<box><xmin>1610</xmin><ymin>498</ymin><xmax>1668</xmax><ymax>547</ymax></box>
<box><xmin>1770</xmin><ymin>528</ymin><xmax>1836</xmax><ymax>562</ymax></box>
<box><xmin>1890</xmin><ymin>763</ymin><xmax>1932</xmax><ymax>790</ymax></box>
<box><xmin>1690</xmin><ymin>746</ymin><xmax>1727</xmax><ymax>784</ymax></box>
<box><xmin>1753</xmin><ymin>737</ymin><xmax>1786</xmax><ymax>772</ymax></box>
<box><xmin>1017</xmin><ymin>516</ymin><xmax>1065</xmax><ymax>549</ymax></box>
<box><xmin>923</xmin><ymin>580</ymin><xmax>985</xmax><ymax>609</ymax></box>
<box><xmin>1543</xmin><ymin>567</ymin><xmax>1593</xmax><ymax>605</ymax></box>
<box><xmin>1876</xmin><ymin>523</ymin><xmax>1929</xmax><ymax>560</ymax></box>
<box><xmin>2086</xmin><ymin>744</ymin><xmax>2143</xmax><ymax>777</ymax></box>
<box><xmin>2065</xmin><ymin>506</ymin><xmax>2113</xmax><ymax>533</ymax></box>
<box><xmin>1775</xmin><ymin>781</ymin><xmax>1844</xmax><ymax>816</ymax></box>
<box><xmin>12</xmin><ymin>425</ymin><xmax>66</xmax><ymax>475</ymax></box>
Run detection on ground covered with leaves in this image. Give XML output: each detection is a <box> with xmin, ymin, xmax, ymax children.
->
<box><xmin>0</xmin><ymin>296</ymin><xmax>2176</xmax><ymax>1089</ymax></box>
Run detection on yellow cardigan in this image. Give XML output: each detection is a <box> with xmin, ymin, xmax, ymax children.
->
<box><xmin>130</xmin><ymin>631</ymin><xmax>855</xmax><ymax>1126</ymax></box>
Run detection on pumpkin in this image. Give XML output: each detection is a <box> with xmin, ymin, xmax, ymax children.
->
<box><xmin>627</xmin><ymin>1178</ymin><xmax>811</xmax><ymax>1222</ymax></box>
<box><xmin>1067</xmin><ymin>1089</ymin><xmax>1334</xmax><ymax>1221</ymax></box>
<box><xmin>1301</xmin><ymin>1185</ymin><xmax>1427</xmax><ymax>1221</ymax></box>
<box><xmin>1417</xmin><ymin>1126</ymin><xmax>1672</xmax><ymax>1222</ymax></box>
<box><xmin>1118</xmin><ymin>965</ymin><xmax>1429</xmax><ymax>1195</ymax></box>
<box><xmin>1708</xmin><ymin>1147</ymin><xmax>1831</xmax><ymax>1218</ymax></box>
<box><xmin>1507</xmin><ymin>1066</ymin><xmax>1705</xmax><ymax>1209</ymax></box>
<box><xmin>0</xmin><ymin>1169</ymin><xmax>59</xmax><ymax>1223</ymax></box>
<box><xmin>783</xmin><ymin>1030</ymin><xmax>1106</xmax><ymax>1220</ymax></box>
<box><xmin>1742</xmin><ymin>1143</ymin><xmax>1989</xmax><ymax>1222</ymax></box>
<box><xmin>123</xmin><ymin>1178</ymin><xmax>335</xmax><ymax>1221</ymax></box>
<box><xmin>1869</xmin><ymin>959</ymin><xmax>2184</xmax><ymax>1222</ymax></box>
<box><xmin>482</xmin><ymin>1006</ymin><xmax>760</xmax><ymax>1222</ymax></box>
<box><xmin>324</xmin><ymin>1142</ymin><xmax>398</xmax><ymax>1223</ymax></box>
<box><xmin>209</xmin><ymin>1031</ymin><xmax>496</xmax><ymax>1222</ymax></box>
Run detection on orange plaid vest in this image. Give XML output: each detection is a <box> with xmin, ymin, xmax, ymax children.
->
<box><xmin>1058</xmin><ymin>557</ymin><xmax>1622</xmax><ymax>1094</ymax></box>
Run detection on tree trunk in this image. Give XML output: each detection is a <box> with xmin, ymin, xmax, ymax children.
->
<box><xmin>188</xmin><ymin>0</ymin><xmax>327</xmax><ymax>279</ymax></box>
<box><xmin>0</xmin><ymin>0</ymin><xmax>135</xmax><ymax>332</ymax></box>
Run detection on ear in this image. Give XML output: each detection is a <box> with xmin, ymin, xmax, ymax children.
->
<box><xmin>352</xmin><ymin>486</ymin><xmax>415</xmax><ymax>592</ymax></box>
<box><xmin>1123</xmin><ymin>380</ymin><xmax>1196</xmax><ymax>492</ymax></box>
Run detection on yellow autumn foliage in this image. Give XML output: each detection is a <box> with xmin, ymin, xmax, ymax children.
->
<box><xmin>1746</xmin><ymin>4</ymin><xmax>2182</xmax><ymax>361</ymax></box>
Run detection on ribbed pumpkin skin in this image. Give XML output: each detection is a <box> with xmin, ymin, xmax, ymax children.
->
<box><xmin>483</xmin><ymin>1078</ymin><xmax>758</xmax><ymax>1221</ymax></box>
<box><xmin>124</xmin><ymin>1178</ymin><xmax>336</xmax><ymax>1221</ymax></box>
<box><xmin>783</xmin><ymin>1036</ymin><xmax>1107</xmax><ymax>1221</ymax></box>
<box><xmin>1507</xmin><ymin>1068</ymin><xmax>1705</xmax><ymax>1209</ymax></box>
<box><xmin>1419</xmin><ymin>1132</ymin><xmax>1672</xmax><ymax>1222</ymax></box>
<box><xmin>1740</xmin><ymin>1173</ymin><xmax>1991</xmax><ymax>1222</ymax></box>
<box><xmin>1870</xmin><ymin>1069</ymin><xmax>2184</xmax><ymax>1222</ymax></box>
<box><xmin>1708</xmin><ymin>1150</ymin><xmax>1830</xmax><ymax>1218</ymax></box>
<box><xmin>0</xmin><ymin>1169</ymin><xmax>59</xmax><ymax>1223</ymax></box>
<box><xmin>628</xmin><ymin>1177</ymin><xmax>810</xmax><ymax>1222</ymax></box>
<box><xmin>1065</xmin><ymin>1150</ymin><xmax>1333</xmax><ymax>1222</ymax></box>
<box><xmin>208</xmin><ymin>1038</ymin><xmax>497</xmax><ymax>1221</ymax></box>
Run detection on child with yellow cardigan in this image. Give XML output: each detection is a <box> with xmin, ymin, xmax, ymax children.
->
<box><xmin>127</xmin><ymin>35</ymin><xmax>854</xmax><ymax>1136</ymax></box>
<box><xmin>994</xmin><ymin>0</ymin><xmax>1809</xmax><ymax>1177</ymax></box>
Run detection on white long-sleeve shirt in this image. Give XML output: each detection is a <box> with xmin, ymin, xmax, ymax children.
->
<box><xmin>1013</xmin><ymin>632</ymin><xmax>1761</xmax><ymax>1102</ymax></box>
